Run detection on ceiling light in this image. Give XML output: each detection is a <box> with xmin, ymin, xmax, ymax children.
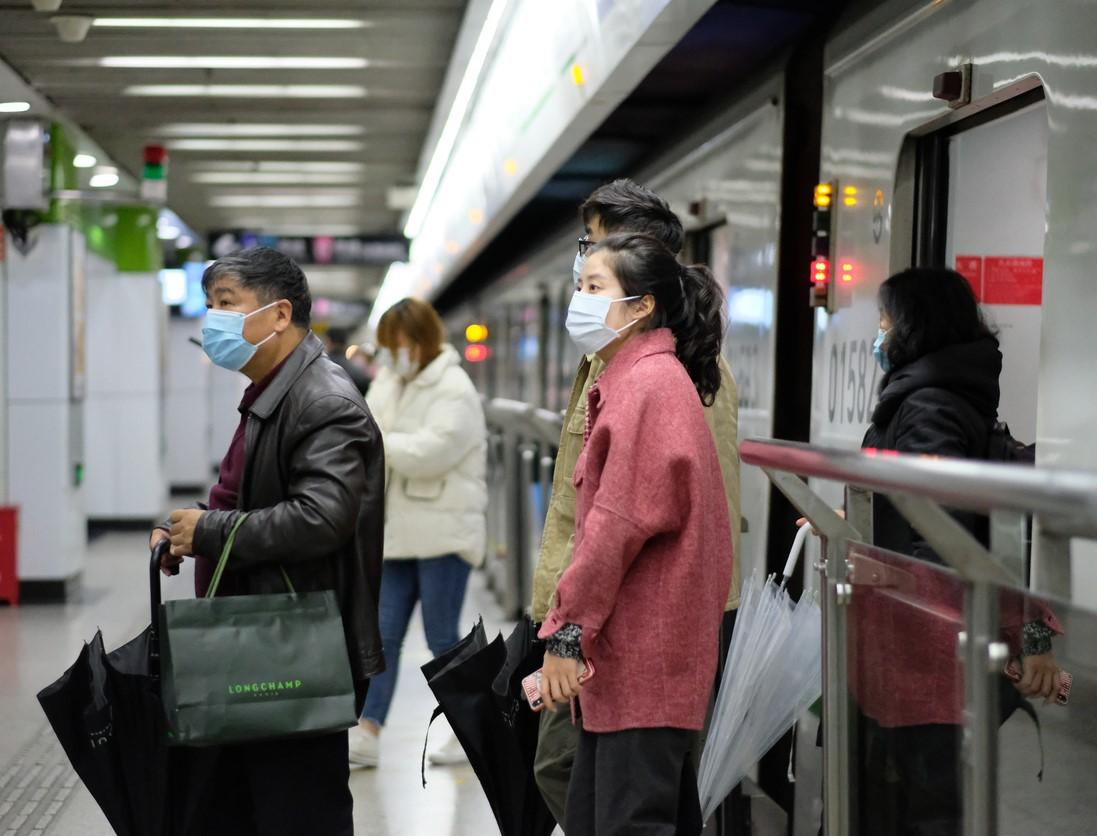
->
<box><xmin>165</xmin><ymin>139</ymin><xmax>363</xmax><ymax>152</ymax></box>
<box><xmin>89</xmin><ymin>168</ymin><xmax>119</xmax><ymax>188</ymax></box>
<box><xmin>157</xmin><ymin>224</ymin><xmax>181</xmax><ymax>241</ymax></box>
<box><xmin>192</xmin><ymin>171</ymin><xmax>355</xmax><ymax>185</ymax></box>
<box><xmin>97</xmin><ymin>56</ymin><xmax>368</xmax><ymax>70</ymax></box>
<box><xmin>154</xmin><ymin>123</ymin><xmax>365</xmax><ymax>138</ymax></box>
<box><xmin>93</xmin><ymin>18</ymin><xmax>368</xmax><ymax>30</ymax></box>
<box><xmin>73</xmin><ymin>153</ymin><xmax>97</xmax><ymax>168</ymax></box>
<box><xmin>123</xmin><ymin>85</ymin><xmax>367</xmax><ymax>98</ymax></box>
<box><xmin>176</xmin><ymin>234</ymin><xmax>194</xmax><ymax>249</ymax></box>
<box><xmin>403</xmin><ymin>0</ymin><xmax>511</xmax><ymax>239</ymax></box>
<box><xmin>209</xmin><ymin>193</ymin><xmax>361</xmax><ymax>208</ymax></box>
<box><xmin>0</xmin><ymin>101</ymin><xmax>31</xmax><ymax>113</ymax></box>
<box><xmin>194</xmin><ymin>160</ymin><xmax>365</xmax><ymax>173</ymax></box>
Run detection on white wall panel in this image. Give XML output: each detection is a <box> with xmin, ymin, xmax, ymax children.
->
<box><xmin>165</xmin><ymin>317</ymin><xmax>212</xmax><ymax>488</ymax></box>
<box><xmin>5</xmin><ymin>225</ymin><xmax>86</xmax><ymax>584</ymax></box>
<box><xmin>84</xmin><ymin>269</ymin><xmax>168</xmax><ymax>520</ymax></box>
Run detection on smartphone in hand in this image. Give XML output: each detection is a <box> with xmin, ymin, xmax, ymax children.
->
<box><xmin>522</xmin><ymin>660</ymin><xmax>595</xmax><ymax>712</ymax></box>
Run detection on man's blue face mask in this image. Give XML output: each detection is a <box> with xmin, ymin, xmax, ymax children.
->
<box><xmin>201</xmin><ymin>300</ymin><xmax>281</xmax><ymax>371</ymax></box>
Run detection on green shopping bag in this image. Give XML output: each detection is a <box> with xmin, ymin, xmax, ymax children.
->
<box><xmin>159</xmin><ymin>514</ymin><xmax>356</xmax><ymax>746</ymax></box>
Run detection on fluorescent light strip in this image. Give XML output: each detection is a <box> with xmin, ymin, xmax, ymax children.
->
<box><xmin>90</xmin><ymin>172</ymin><xmax>119</xmax><ymax>188</ymax></box>
<box><xmin>166</xmin><ymin>139</ymin><xmax>363</xmax><ymax>152</ymax></box>
<box><xmin>155</xmin><ymin>123</ymin><xmax>365</xmax><ymax>138</ymax></box>
<box><xmin>210</xmin><ymin>193</ymin><xmax>361</xmax><ymax>208</ymax></box>
<box><xmin>195</xmin><ymin>161</ymin><xmax>365</xmax><ymax>173</ymax></box>
<box><xmin>124</xmin><ymin>85</ymin><xmax>367</xmax><ymax>98</ymax></box>
<box><xmin>0</xmin><ymin>101</ymin><xmax>31</xmax><ymax>113</ymax></box>
<box><xmin>192</xmin><ymin>171</ymin><xmax>356</xmax><ymax>185</ymax></box>
<box><xmin>73</xmin><ymin>153</ymin><xmax>97</xmax><ymax>168</ymax></box>
<box><xmin>98</xmin><ymin>56</ymin><xmax>368</xmax><ymax>69</ymax></box>
<box><xmin>94</xmin><ymin>18</ymin><xmax>368</xmax><ymax>30</ymax></box>
<box><xmin>403</xmin><ymin>0</ymin><xmax>511</xmax><ymax>239</ymax></box>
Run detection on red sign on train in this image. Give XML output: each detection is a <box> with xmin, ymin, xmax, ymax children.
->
<box><xmin>983</xmin><ymin>256</ymin><xmax>1043</xmax><ymax>305</ymax></box>
<box><xmin>954</xmin><ymin>255</ymin><xmax>983</xmax><ymax>301</ymax></box>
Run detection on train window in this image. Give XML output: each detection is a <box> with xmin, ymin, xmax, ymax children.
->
<box><xmin>911</xmin><ymin>89</ymin><xmax>1048</xmax><ymax>444</ymax></box>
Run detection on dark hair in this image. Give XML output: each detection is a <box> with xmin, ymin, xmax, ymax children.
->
<box><xmin>592</xmin><ymin>233</ymin><xmax>724</xmax><ymax>405</ymax></box>
<box><xmin>878</xmin><ymin>267</ymin><xmax>996</xmax><ymax>370</ymax></box>
<box><xmin>580</xmin><ymin>179</ymin><xmax>684</xmax><ymax>254</ymax></box>
<box><xmin>376</xmin><ymin>297</ymin><xmax>445</xmax><ymax>368</ymax></box>
<box><xmin>326</xmin><ymin>326</ymin><xmax>350</xmax><ymax>347</ymax></box>
<box><xmin>202</xmin><ymin>246</ymin><xmax>312</xmax><ymax>327</ymax></box>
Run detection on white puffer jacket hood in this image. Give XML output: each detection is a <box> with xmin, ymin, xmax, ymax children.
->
<box><xmin>367</xmin><ymin>345</ymin><xmax>487</xmax><ymax>566</ymax></box>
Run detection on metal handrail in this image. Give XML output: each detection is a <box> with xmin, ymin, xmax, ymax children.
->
<box><xmin>483</xmin><ymin>397</ymin><xmax>563</xmax><ymax>446</ymax></box>
<box><xmin>740</xmin><ymin>438</ymin><xmax>1097</xmax><ymax>537</ymax></box>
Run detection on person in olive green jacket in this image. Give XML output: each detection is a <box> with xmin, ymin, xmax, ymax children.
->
<box><xmin>531</xmin><ymin>179</ymin><xmax>742</xmax><ymax>826</ymax></box>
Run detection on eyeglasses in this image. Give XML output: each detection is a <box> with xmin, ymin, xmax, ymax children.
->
<box><xmin>577</xmin><ymin>236</ymin><xmax>593</xmax><ymax>258</ymax></box>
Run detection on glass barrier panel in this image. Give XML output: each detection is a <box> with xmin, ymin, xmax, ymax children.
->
<box><xmin>845</xmin><ymin>541</ymin><xmax>967</xmax><ymax>836</ymax></box>
<box><xmin>995</xmin><ymin>583</ymin><xmax>1097</xmax><ymax>835</ymax></box>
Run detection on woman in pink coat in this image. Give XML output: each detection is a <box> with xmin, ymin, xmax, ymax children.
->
<box><xmin>538</xmin><ymin>232</ymin><xmax>733</xmax><ymax>836</ymax></box>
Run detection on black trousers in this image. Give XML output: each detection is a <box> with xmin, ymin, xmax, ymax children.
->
<box><xmin>196</xmin><ymin>731</ymin><xmax>354</xmax><ymax>835</ymax></box>
<box><xmin>857</xmin><ymin>717</ymin><xmax>962</xmax><ymax>836</ymax></box>
<box><xmin>566</xmin><ymin>726</ymin><xmax>703</xmax><ymax>836</ymax></box>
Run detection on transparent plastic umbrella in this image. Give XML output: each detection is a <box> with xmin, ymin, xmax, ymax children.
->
<box><xmin>698</xmin><ymin>523</ymin><xmax>822</xmax><ymax>822</ymax></box>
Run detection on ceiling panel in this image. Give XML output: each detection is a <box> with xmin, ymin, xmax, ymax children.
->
<box><xmin>0</xmin><ymin>0</ymin><xmax>470</xmax><ymax>250</ymax></box>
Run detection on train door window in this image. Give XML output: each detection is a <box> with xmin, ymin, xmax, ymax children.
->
<box><xmin>708</xmin><ymin>221</ymin><xmax>778</xmax><ymax>585</ymax></box>
<box><xmin>913</xmin><ymin>92</ymin><xmax>1048</xmax><ymax>443</ymax></box>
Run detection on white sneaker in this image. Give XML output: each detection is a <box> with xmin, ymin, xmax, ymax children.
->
<box><xmin>427</xmin><ymin>733</ymin><xmax>469</xmax><ymax>766</ymax></box>
<box><xmin>348</xmin><ymin>725</ymin><xmax>379</xmax><ymax>768</ymax></box>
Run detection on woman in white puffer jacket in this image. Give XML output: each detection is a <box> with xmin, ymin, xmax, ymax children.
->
<box><xmin>347</xmin><ymin>298</ymin><xmax>487</xmax><ymax>768</ymax></box>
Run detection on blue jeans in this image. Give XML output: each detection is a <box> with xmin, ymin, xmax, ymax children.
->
<box><xmin>361</xmin><ymin>555</ymin><xmax>472</xmax><ymax>726</ymax></box>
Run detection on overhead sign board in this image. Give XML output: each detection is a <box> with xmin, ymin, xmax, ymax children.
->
<box><xmin>209</xmin><ymin>231</ymin><xmax>409</xmax><ymax>266</ymax></box>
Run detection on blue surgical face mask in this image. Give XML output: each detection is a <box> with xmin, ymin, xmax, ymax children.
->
<box><xmin>565</xmin><ymin>291</ymin><xmax>641</xmax><ymax>355</ymax></box>
<box><xmin>201</xmin><ymin>300</ymin><xmax>281</xmax><ymax>371</ymax></box>
<box><xmin>394</xmin><ymin>346</ymin><xmax>420</xmax><ymax>379</ymax></box>
<box><xmin>873</xmin><ymin>328</ymin><xmax>891</xmax><ymax>374</ymax></box>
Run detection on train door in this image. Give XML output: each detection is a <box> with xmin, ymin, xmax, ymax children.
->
<box><xmin>915</xmin><ymin>93</ymin><xmax>1048</xmax><ymax>443</ymax></box>
<box><xmin>704</xmin><ymin>223</ymin><xmax>778</xmax><ymax>586</ymax></box>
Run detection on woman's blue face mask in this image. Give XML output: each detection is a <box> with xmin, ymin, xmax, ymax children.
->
<box><xmin>872</xmin><ymin>328</ymin><xmax>891</xmax><ymax>374</ymax></box>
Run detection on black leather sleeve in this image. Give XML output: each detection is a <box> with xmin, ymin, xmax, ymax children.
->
<box><xmin>193</xmin><ymin>394</ymin><xmax>377</xmax><ymax>567</ymax></box>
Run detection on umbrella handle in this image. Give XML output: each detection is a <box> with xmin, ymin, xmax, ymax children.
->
<box><xmin>781</xmin><ymin>522</ymin><xmax>812</xmax><ymax>585</ymax></box>
<box><xmin>149</xmin><ymin>540</ymin><xmax>170</xmax><ymax>675</ymax></box>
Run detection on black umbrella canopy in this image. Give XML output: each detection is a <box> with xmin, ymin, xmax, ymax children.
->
<box><xmin>37</xmin><ymin>547</ymin><xmax>216</xmax><ymax>836</ymax></box>
<box><xmin>37</xmin><ymin>632</ymin><xmax>141</xmax><ymax>836</ymax></box>
<box><xmin>422</xmin><ymin>618</ymin><xmax>556</xmax><ymax>836</ymax></box>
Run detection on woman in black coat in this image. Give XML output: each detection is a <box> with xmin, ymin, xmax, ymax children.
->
<box><xmin>856</xmin><ymin>267</ymin><xmax>1062</xmax><ymax>836</ymax></box>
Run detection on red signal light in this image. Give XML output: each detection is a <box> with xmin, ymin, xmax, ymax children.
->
<box><xmin>811</xmin><ymin>257</ymin><xmax>830</xmax><ymax>284</ymax></box>
<box><xmin>464</xmin><ymin>344</ymin><xmax>491</xmax><ymax>363</ymax></box>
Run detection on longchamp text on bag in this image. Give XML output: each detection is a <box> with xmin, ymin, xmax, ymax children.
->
<box><xmin>158</xmin><ymin>514</ymin><xmax>356</xmax><ymax>746</ymax></box>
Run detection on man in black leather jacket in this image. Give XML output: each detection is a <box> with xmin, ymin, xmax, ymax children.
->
<box><xmin>150</xmin><ymin>247</ymin><xmax>383</xmax><ymax>835</ymax></box>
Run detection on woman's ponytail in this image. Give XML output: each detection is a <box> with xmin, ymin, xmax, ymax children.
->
<box><xmin>670</xmin><ymin>263</ymin><xmax>724</xmax><ymax>406</ymax></box>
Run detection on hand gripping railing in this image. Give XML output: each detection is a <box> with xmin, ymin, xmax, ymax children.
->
<box><xmin>739</xmin><ymin>438</ymin><xmax>1097</xmax><ymax>836</ymax></box>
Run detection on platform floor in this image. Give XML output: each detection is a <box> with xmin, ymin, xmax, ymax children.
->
<box><xmin>5</xmin><ymin>530</ymin><xmax>1093</xmax><ymax>836</ymax></box>
<box><xmin>0</xmin><ymin>528</ymin><xmax>523</xmax><ymax>835</ymax></box>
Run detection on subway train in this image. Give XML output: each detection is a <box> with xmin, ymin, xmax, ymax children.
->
<box><xmin>436</xmin><ymin>1</ymin><xmax>1097</xmax><ymax>829</ymax></box>
<box><xmin>442</xmin><ymin>0</ymin><xmax>1096</xmax><ymax>611</ymax></box>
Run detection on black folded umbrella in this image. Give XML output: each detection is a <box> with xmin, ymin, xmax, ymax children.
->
<box><xmin>421</xmin><ymin>617</ymin><xmax>556</xmax><ymax>836</ymax></box>
<box><xmin>37</xmin><ymin>544</ymin><xmax>215</xmax><ymax>835</ymax></box>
